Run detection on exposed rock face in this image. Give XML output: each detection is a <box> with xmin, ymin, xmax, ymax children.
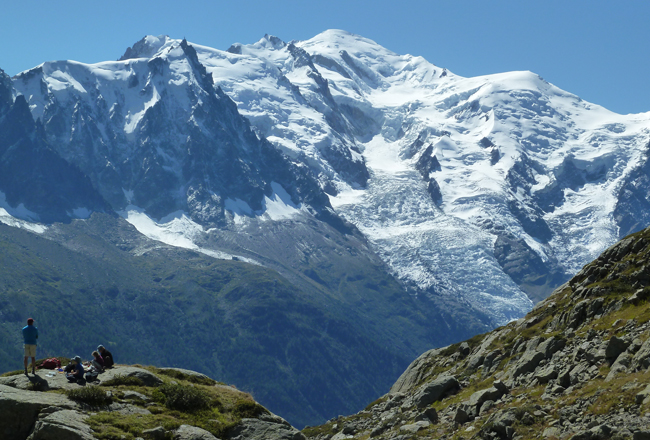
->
<box><xmin>27</xmin><ymin>409</ymin><xmax>94</xmax><ymax>440</ymax></box>
<box><xmin>0</xmin><ymin>69</ymin><xmax>110</xmax><ymax>223</ymax></box>
<box><xmin>302</xmin><ymin>225</ymin><xmax>650</xmax><ymax>440</ymax></box>
<box><xmin>411</xmin><ymin>375</ymin><xmax>459</xmax><ymax>408</ymax></box>
<box><xmin>0</xmin><ymin>384</ymin><xmax>78</xmax><ymax>440</ymax></box>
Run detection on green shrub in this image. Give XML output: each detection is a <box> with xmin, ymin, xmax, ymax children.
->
<box><xmin>233</xmin><ymin>399</ymin><xmax>268</xmax><ymax>418</ymax></box>
<box><xmin>156</xmin><ymin>383</ymin><xmax>214</xmax><ymax>412</ymax></box>
<box><xmin>67</xmin><ymin>386</ymin><xmax>113</xmax><ymax>406</ymax></box>
<box><xmin>100</xmin><ymin>374</ymin><xmax>144</xmax><ymax>387</ymax></box>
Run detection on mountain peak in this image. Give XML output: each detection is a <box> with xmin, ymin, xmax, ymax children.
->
<box><xmin>119</xmin><ymin>35</ymin><xmax>171</xmax><ymax>61</ymax></box>
<box><xmin>255</xmin><ymin>34</ymin><xmax>286</xmax><ymax>50</ymax></box>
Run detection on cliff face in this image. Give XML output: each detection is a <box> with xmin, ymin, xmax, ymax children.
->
<box><xmin>0</xmin><ymin>364</ymin><xmax>304</xmax><ymax>440</ymax></box>
<box><xmin>302</xmin><ymin>226</ymin><xmax>650</xmax><ymax>439</ymax></box>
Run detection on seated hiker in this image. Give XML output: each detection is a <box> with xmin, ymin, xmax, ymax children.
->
<box><xmin>97</xmin><ymin>345</ymin><xmax>114</xmax><ymax>368</ymax></box>
<box><xmin>65</xmin><ymin>356</ymin><xmax>84</xmax><ymax>382</ymax></box>
<box><xmin>90</xmin><ymin>350</ymin><xmax>105</xmax><ymax>373</ymax></box>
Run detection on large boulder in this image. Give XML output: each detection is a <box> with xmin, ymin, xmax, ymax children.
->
<box><xmin>390</xmin><ymin>348</ymin><xmax>442</xmax><ymax>394</ymax></box>
<box><xmin>0</xmin><ymin>384</ymin><xmax>77</xmax><ymax>440</ymax></box>
<box><xmin>605</xmin><ymin>336</ymin><xmax>630</xmax><ymax>361</ymax></box>
<box><xmin>174</xmin><ymin>424</ymin><xmax>220</xmax><ymax>440</ymax></box>
<box><xmin>536</xmin><ymin>337</ymin><xmax>566</xmax><ymax>359</ymax></box>
<box><xmin>512</xmin><ymin>351</ymin><xmax>545</xmax><ymax>378</ymax></box>
<box><xmin>632</xmin><ymin>338</ymin><xmax>650</xmax><ymax>370</ymax></box>
<box><xmin>412</xmin><ymin>375</ymin><xmax>459</xmax><ymax>408</ymax></box>
<box><xmin>100</xmin><ymin>366</ymin><xmax>163</xmax><ymax>387</ymax></box>
<box><xmin>228</xmin><ymin>414</ymin><xmax>304</xmax><ymax>440</ymax></box>
<box><xmin>462</xmin><ymin>380</ymin><xmax>509</xmax><ymax>417</ymax></box>
<box><xmin>26</xmin><ymin>409</ymin><xmax>94</xmax><ymax>440</ymax></box>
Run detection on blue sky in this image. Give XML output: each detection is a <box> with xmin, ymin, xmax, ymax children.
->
<box><xmin>2</xmin><ymin>0</ymin><xmax>648</xmax><ymax>114</ymax></box>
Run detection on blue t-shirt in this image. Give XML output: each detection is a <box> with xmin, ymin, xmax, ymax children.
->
<box><xmin>73</xmin><ymin>363</ymin><xmax>84</xmax><ymax>378</ymax></box>
<box><xmin>22</xmin><ymin>325</ymin><xmax>38</xmax><ymax>345</ymax></box>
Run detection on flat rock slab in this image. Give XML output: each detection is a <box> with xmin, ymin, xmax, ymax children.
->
<box><xmin>0</xmin><ymin>365</ymin><xmax>163</xmax><ymax>392</ymax></box>
<box><xmin>100</xmin><ymin>366</ymin><xmax>163</xmax><ymax>387</ymax></box>
<box><xmin>228</xmin><ymin>415</ymin><xmax>304</xmax><ymax>440</ymax></box>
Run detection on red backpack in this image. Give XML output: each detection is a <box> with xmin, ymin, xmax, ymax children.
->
<box><xmin>41</xmin><ymin>358</ymin><xmax>61</xmax><ymax>369</ymax></box>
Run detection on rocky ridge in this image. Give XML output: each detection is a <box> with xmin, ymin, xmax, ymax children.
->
<box><xmin>302</xmin><ymin>225</ymin><xmax>650</xmax><ymax>440</ymax></box>
<box><xmin>0</xmin><ymin>364</ymin><xmax>303</xmax><ymax>440</ymax></box>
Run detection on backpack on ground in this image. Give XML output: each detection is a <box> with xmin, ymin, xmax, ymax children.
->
<box><xmin>41</xmin><ymin>358</ymin><xmax>61</xmax><ymax>369</ymax></box>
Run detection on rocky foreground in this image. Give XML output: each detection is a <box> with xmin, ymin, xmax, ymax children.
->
<box><xmin>302</xmin><ymin>226</ymin><xmax>650</xmax><ymax>440</ymax></box>
<box><xmin>0</xmin><ymin>364</ymin><xmax>304</xmax><ymax>440</ymax></box>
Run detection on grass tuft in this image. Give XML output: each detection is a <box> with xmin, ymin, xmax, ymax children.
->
<box><xmin>155</xmin><ymin>383</ymin><xmax>216</xmax><ymax>412</ymax></box>
<box><xmin>67</xmin><ymin>386</ymin><xmax>113</xmax><ymax>406</ymax></box>
<box><xmin>100</xmin><ymin>374</ymin><xmax>144</xmax><ymax>387</ymax></box>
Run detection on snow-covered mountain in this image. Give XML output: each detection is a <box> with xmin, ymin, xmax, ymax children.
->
<box><xmin>8</xmin><ymin>30</ymin><xmax>650</xmax><ymax>325</ymax></box>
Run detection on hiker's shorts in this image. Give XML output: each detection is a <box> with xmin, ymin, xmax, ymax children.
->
<box><xmin>24</xmin><ymin>344</ymin><xmax>36</xmax><ymax>357</ymax></box>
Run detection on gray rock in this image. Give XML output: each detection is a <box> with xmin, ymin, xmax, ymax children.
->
<box><xmin>464</xmin><ymin>382</ymin><xmax>508</xmax><ymax>416</ymax></box>
<box><xmin>589</xmin><ymin>424</ymin><xmax>613</xmax><ymax>440</ymax></box>
<box><xmin>228</xmin><ymin>414</ymin><xmax>303</xmax><ymax>440</ymax></box>
<box><xmin>412</xmin><ymin>375</ymin><xmax>459</xmax><ymax>408</ymax></box>
<box><xmin>534</xmin><ymin>365</ymin><xmax>558</xmax><ymax>384</ymax></box>
<box><xmin>466</xmin><ymin>333</ymin><xmax>501</xmax><ymax>370</ymax></box>
<box><xmin>26</xmin><ymin>410</ymin><xmax>94</xmax><ymax>440</ymax></box>
<box><xmin>512</xmin><ymin>350</ymin><xmax>545</xmax><ymax>378</ymax></box>
<box><xmin>453</xmin><ymin>407</ymin><xmax>470</xmax><ymax>424</ymax></box>
<box><xmin>636</xmin><ymin>384</ymin><xmax>650</xmax><ymax>404</ymax></box>
<box><xmin>483</xmin><ymin>349</ymin><xmax>503</xmax><ymax>373</ymax></box>
<box><xmin>479</xmin><ymin>400</ymin><xmax>495</xmax><ymax>415</ymax></box>
<box><xmin>543</xmin><ymin>427</ymin><xmax>562</xmax><ymax>438</ymax></box>
<box><xmin>0</xmin><ymin>384</ymin><xmax>77</xmax><ymax>440</ymax></box>
<box><xmin>605</xmin><ymin>336</ymin><xmax>630</xmax><ymax>360</ymax></box>
<box><xmin>458</xmin><ymin>342</ymin><xmax>471</xmax><ymax>357</ymax></box>
<box><xmin>415</xmin><ymin>407</ymin><xmax>438</xmax><ymax>423</ymax></box>
<box><xmin>109</xmin><ymin>402</ymin><xmax>152</xmax><ymax>415</ymax></box>
<box><xmin>537</xmin><ymin>336</ymin><xmax>566</xmax><ymax>359</ymax></box>
<box><xmin>174</xmin><ymin>425</ymin><xmax>220</xmax><ymax>440</ymax></box>
<box><xmin>101</xmin><ymin>367</ymin><xmax>163</xmax><ymax>387</ymax></box>
<box><xmin>606</xmin><ymin>352</ymin><xmax>632</xmax><ymax>382</ymax></box>
<box><xmin>569</xmin><ymin>362</ymin><xmax>589</xmax><ymax>385</ymax></box>
<box><xmin>390</xmin><ymin>348</ymin><xmax>443</xmax><ymax>394</ymax></box>
<box><xmin>634</xmin><ymin>431</ymin><xmax>650</xmax><ymax>440</ymax></box>
<box><xmin>632</xmin><ymin>338</ymin><xmax>650</xmax><ymax>370</ymax></box>
<box><xmin>123</xmin><ymin>390</ymin><xmax>151</xmax><ymax>401</ymax></box>
<box><xmin>485</xmin><ymin>410</ymin><xmax>516</xmax><ymax>438</ymax></box>
<box><xmin>143</xmin><ymin>426</ymin><xmax>167</xmax><ymax>440</ymax></box>
<box><xmin>399</xmin><ymin>421</ymin><xmax>429</xmax><ymax>433</ymax></box>
<box><xmin>557</xmin><ymin>367</ymin><xmax>572</xmax><ymax>388</ymax></box>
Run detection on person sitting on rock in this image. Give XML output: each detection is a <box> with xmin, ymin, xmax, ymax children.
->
<box><xmin>90</xmin><ymin>350</ymin><xmax>105</xmax><ymax>373</ymax></box>
<box><xmin>97</xmin><ymin>345</ymin><xmax>114</xmax><ymax>368</ymax></box>
<box><xmin>65</xmin><ymin>356</ymin><xmax>84</xmax><ymax>382</ymax></box>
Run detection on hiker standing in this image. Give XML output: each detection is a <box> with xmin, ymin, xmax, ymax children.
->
<box><xmin>22</xmin><ymin>318</ymin><xmax>38</xmax><ymax>375</ymax></box>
